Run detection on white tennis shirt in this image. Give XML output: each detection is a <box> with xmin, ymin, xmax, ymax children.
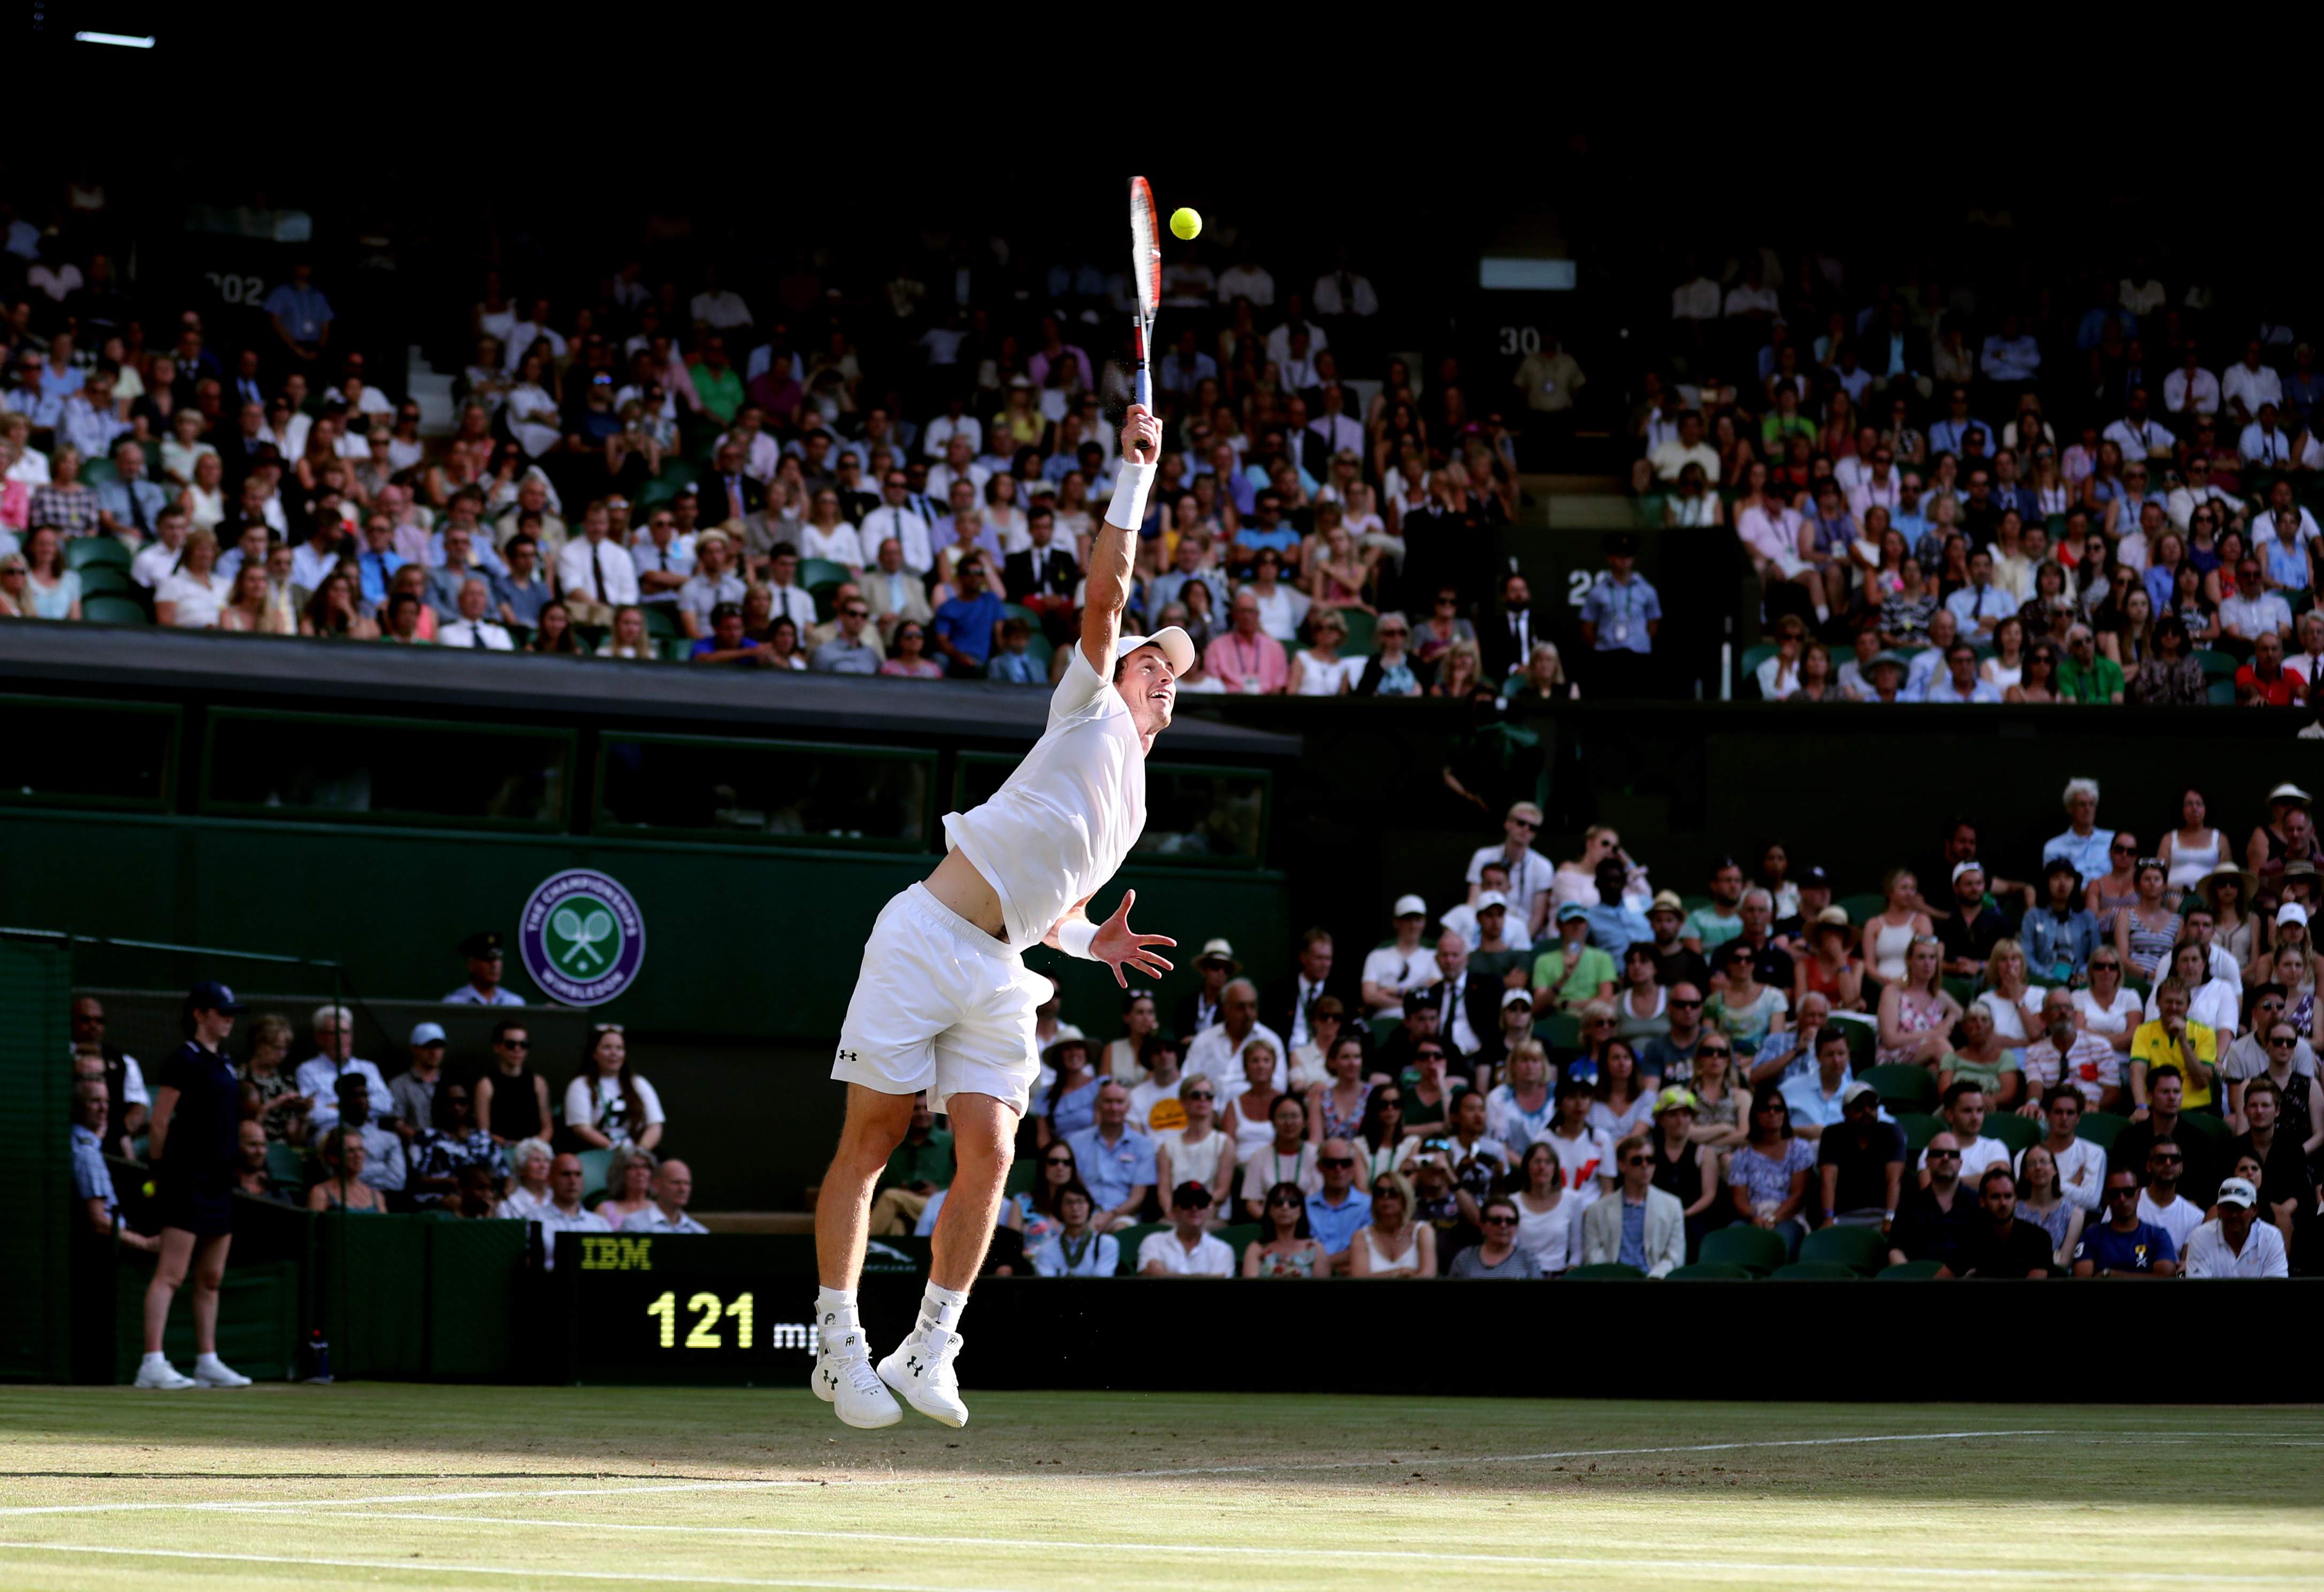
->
<box><xmin>943</xmin><ymin>642</ymin><xmax>1146</xmax><ymax>953</ymax></box>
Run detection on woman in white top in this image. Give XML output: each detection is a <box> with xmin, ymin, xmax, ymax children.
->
<box><xmin>2159</xmin><ymin>786</ymin><xmax>2224</xmax><ymax>899</ymax></box>
<box><xmin>1542</xmin><ymin>1085</ymin><xmax>1614</xmax><ymax>1208</ymax></box>
<box><xmin>1288</xmin><ymin>608</ymin><xmax>1362</xmax><ymax>696</ymax></box>
<box><xmin>500</xmin><ymin>355</ymin><xmax>559</xmax><ymax>459</ymax></box>
<box><xmin>181</xmin><ymin>450</ymin><xmax>228</xmax><ymax>533</ymax></box>
<box><xmin>1104</xmin><ymin>992</ymin><xmax>1159</xmax><ymax>1084</ymax></box>
<box><xmin>1240</xmin><ymin>1092</ymin><xmax>1321</xmax><ymax>1222</ymax></box>
<box><xmin>797</xmin><ymin>489</ymin><xmax>865</xmax><ymax>571</ymax></box>
<box><xmin>155</xmin><ymin>529</ymin><xmax>231</xmax><ymax>626</ymax></box>
<box><xmin>1507</xmin><ymin>1140</ymin><xmax>1582</xmax><ymax>1275</ymax></box>
<box><xmin>1225</xmin><ymin>1042</ymin><xmax>1289</xmax><ymax>1157</ymax></box>
<box><xmin>1244</xmin><ymin>546</ymin><xmax>1309</xmax><ymax>641</ymax></box>
<box><xmin>982</xmin><ymin>473</ymin><xmax>1028</xmax><ymax>555</ymax></box>
<box><xmin>562</xmin><ymin>1026</ymin><xmax>666</xmax><ymax>1153</ymax></box>
<box><xmin>19</xmin><ymin>526</ymin><xmax>81</xmax><ymax>621</ymax></box>
<box><xmin>597</xmin><ymin>604</ymin><xmax>654</xmax><ymax>659</ymax></box>
<box><xmin>1348</xmin><ymin>1172</ymin><xmax>1434</xmax><ymax>1277</ymax></box>
<box><xmin>1976</xmin><ymin>939</ymin><xmax>2044</xmax><ymax>1044</ymax></box>
<box><xmin>160</xmin><ymin>408</ymin><xmax>218</xmax><ymax>488</ymax></box>
<box><xmin>1863</xmin><ymin>868</ymin><xmax>1933</xmax><ymax>984</ymax></box>
<box><xmin>1153</xmin><ymin>1076</ymin><xmax>1235</xmax><ymax>1223</ymax></box>
<box><xmin>1979</xmin><ymin>615</ymin><xmax>2028</xmax><ymax>691</ymax></box>
<box><xmin>1484</xmin><ymin>1039</ymin><xmax>1557</xmax><ymax>1157</ymax></box>
<box><xmin>2142</xmin><ymin>939</ymin><xmax>2241</xmax><ymax>1035</ymax></box>
<box><xmin>2071</xmin><ymin>950</ymin><xmax>2143</xmax><ymax>1055</ymax></box>
<box><xmin>1587</xmin><ymin>1038</ymin><xmax>1656</xmax><ymax>1142</ymax></box>
<box><xmin>215</xmin><ymin>561</ymin><xmax>294</xmax><ymax>635</ymax></box>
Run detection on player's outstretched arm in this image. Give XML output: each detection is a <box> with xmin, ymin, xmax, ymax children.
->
<box><xmin>1079</xmin><ymin>404</ymin><xmax>1160</xmax><ymax>675</ymax></box>
<box><xmin>1045</xmin><ymin>888</ymin><xmax>1176</xmax><ymax>990</ymax></box>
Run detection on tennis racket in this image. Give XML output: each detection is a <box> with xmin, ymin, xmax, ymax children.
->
<box><xmin>1128</xmin><ymin>175</ymin><xmax>1161</xmax><ymax>414</ymax></box>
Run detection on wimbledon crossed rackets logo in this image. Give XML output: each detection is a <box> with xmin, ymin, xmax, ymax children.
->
<box><xmin>518</xmin><ymin>869</ymin><xmax>646</xmax><ymax>1006</ymax></box>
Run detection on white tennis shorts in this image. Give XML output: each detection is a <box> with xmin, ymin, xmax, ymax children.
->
<box><xmin>832</xmin><ymin>882</ymin><xmax>1049</xmax><ymax>1116</ymax></box>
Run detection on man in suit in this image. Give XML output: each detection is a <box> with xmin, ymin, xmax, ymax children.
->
<box><xmin>707</xmin><ymin>441</ymin><xmax>764</xmax><ymax>530</ymax></box>
<box><xmin>1306</xmin><ymin>383</ymin><xmax>1366</xmax><ymax>465</ymax></box>
<box><xmin>1406</xmin><ymin>930</ymin><xmax>1503</xmax><ymax>1072</ymax></box>
<box><xmin>1279</xmin><ymin>399</ymin><xmax>1332</xmax><ymax>485</ymax></box>
<box><xmin>1259</xmin><ymin>929</ymin><xmax>1355</xmax><ymax>1055</ymax></box>
<box><xmin>1481</xmin><ymin>570</ymin><xmax>1542</xmax><ymax>682</ymax></box>
<box><xmin>1001</xmin><ymin>506</ymin><xmax>1079</xmax><ymax>642</ymax></box>
<box><xmin>1580</xmin><ymin>1130</ymin><xmax>1686</xmax><ymax>1276</ymax></box>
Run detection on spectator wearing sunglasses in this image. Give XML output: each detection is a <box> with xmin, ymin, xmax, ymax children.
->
<box><xmin>1445</xmin><ymin>1195</ymin><xmax>1543</xmax><ymax>1277</ymax></box>
<box><xmin>1301</xmin><ymin>1140</ymin><xmax>1373</xmax><ymax>1274</ymax></box>
<box><xmin>1241</xmin><ymin>1181</ymin><xmax>1329</xmax><ymax>1277</ymax></box>
<box><xmin>2069</xmin><ymin>1170</ymin><xmax>2180</xmax><ymax>1277</ymax></box>
<box><xmin>1580</xmin><ymin>1132</ymin><xmax>1684</xmax><ymax>1275</ymax></box>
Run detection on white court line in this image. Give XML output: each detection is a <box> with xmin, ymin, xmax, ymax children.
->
<box><xmin>233</xmin><ymin>1509</ymin><xmax>2324</xmax><ymax>1584</ymax></box>
<box><xmin>0</xmin><ymin>1427</ymin><xmax>2059</xmax><ymax>1518</ymax></box>
<box><xmin>0</xmin><ymin>1543</ymin><xmax>1030</xmax><ymax>1592</ymax></box>
<box><xmin>0</xmin><ymin>1537</ymin><xmax>2307</xmax><ymax>1588</ymax></box>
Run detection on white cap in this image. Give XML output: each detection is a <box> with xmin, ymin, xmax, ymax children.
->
<box><xmin>1951</xmin><ymin>860</ymin><xmax>1984</xmax><ymax>882</ymax></box>
<box><xmin>2280</xmin><ymin>902</ymin><xmax>2311</xmax><ymax>929</ymax></box>
<box><xmin>2215</xmin><ymin>1176</ymin><xmax>2259</xmax><ymax>1209</ymax></box>
<box><xmin>1393</xmin><ymin>894</ymin><xmax>1427</xmax><ymax>918</ymax></box>
<box><xmin>1476</xmin><ymin>890</ymin><xmax>1510</xmax><ymax>913</ymax></box>
<box><xmin>1115</xmin><ymin>626</ymin><xmax>1195</xmax><ymax>674</ymax></box>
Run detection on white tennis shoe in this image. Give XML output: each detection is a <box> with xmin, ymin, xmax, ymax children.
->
<box><xmin>877</xmin><ymin>1320</ymin><xmax>969</xmax><ymax>1428</ymax></box>
<box><xmin>813</xmin><ymin>1325</ymin><xmax>901</xmax><ymax>1429</ymax></box>
<box><xmin>134</xmin><ymin>1356</ymin><xmax>195</xmax><ymax>1390</ymax></box>
<box><xmin>193</xmin><ymin>1354</ymin><xmax>250</xmax><ymax>1388</ymax></box>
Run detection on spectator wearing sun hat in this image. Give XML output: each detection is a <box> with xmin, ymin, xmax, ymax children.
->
<box><xmin>1173</xmin><ymin>938</ymin><xmax>1239</xmax><ymax>1038</ymax></box>
<box><xmin>1360</xmin><ymin>897</ymin><xmax>1439</xmax><ymax>1021</ymax></box>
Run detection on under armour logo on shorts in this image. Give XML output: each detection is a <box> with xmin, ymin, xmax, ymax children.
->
<box><xmin>836</xmin><ymin>1048</ymin><xmax>860</xmax><ymax>1065</ymax></box>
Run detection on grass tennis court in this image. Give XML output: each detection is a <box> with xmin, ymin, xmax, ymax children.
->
<box><xmin>0</xmin><ymin>1386</ymin><xmax>2317</xmax><ymax>1590</ymax></box>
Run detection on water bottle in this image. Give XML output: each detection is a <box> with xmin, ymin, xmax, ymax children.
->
<box><xmin>303</xmin><ymin>1328</ymin><xmax>333</xmax><ymax>1384</ymax></box>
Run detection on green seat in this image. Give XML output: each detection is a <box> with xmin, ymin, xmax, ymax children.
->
<box><xmin>81</xmin><ymin>594</ymin><xmax>149</xmax><ymax>625</ymax></box>
<box><xmin>75</xmin><ymin>564</ymin><xmax>132</xmax><ymax>598</ymax></box>
<box><xmin>1021</xmin><ymin>633</ymin><xmax>1055</xmax><ymax>677</ymax></box>
<box><xmin>999</xmin><ymin>601</ymin><xmax>1041</xmax><ymax>629</ymax></box>
<box><xmin>1563</xmin><ymin>1262</ymin><xmax>1646</xmax><ymax>1280</ymax></box>
<box><xmin>1738</xmin><ymin>643</ymin><xmax>1779</xmax><ymax>698</ymax></box>
<box><xmin>2205</xmin><ymin>679</ymin><xmax>2237</xmax><ymax>706</ymax></box>
<box><xmin>1679</xmin><ymin>894</ymin><xmax>1711</xmax><ymax>914</ymax></box>
<box><xmin>2176</xmin><ymin>1109</ymin><xmax>2232</xmax><ymax>1143</ymax></box>
<box><xmin>1002</xmin><ymin>1156</ymin><xmax>1037</xmax><ymax>1199</ymax></box>
<box><xmin>657</xmin><ymin>458</ymin><xmax>699</xmax><ymax>493</ymax></box>
<box><xmin>2076</xmin><ymin>1111</ymin><xmax>2129</xmax><ymax>1150</ymax></box>
<box><xmin>1896</xmin><ymin>1112</ymin><xmax>1943</xmax><ymax>1151</ymax></box>
<box><xmin>801</xmin><ymin>557</ymin><xmax>853</xmax><ymax>591</ymax></box>
<box><xmin>1770</xmin><ymin>1261</ymin><xmax>1859</xmax><ymax>1280</ymax></box>
<box><xmin>1113</xmin><ymin>1222</ymin><xmax>1167</xmax><ymax>1275</ymax></box>
<box><xmin>1538</xmin><ymin>1012</ymin><xmax>1581</xmax><ymax>1052</ymax></box>
<box><xmin>641</xmin><ymin>603</ymin><xmax>679</xmax><ymax>641</ymax></box>
<box><xmin>264</xmin><ymin>1142</ymin><xmax>309</xmax><ymax>1190</ymax></box>
<box><xmin>64</xmin><ymin>536</ymin><xmax>131</xmax><ymax>571</ymax></box>
<box><xmin>1877</xmin><ymin>1259</ymin><xmax>1941</xmax><ymax>1279</ymax></box>
<box><xmin>575</xmin><ymin>1147</ymin><xmax>614</xmax><ymax>1200</ymax></box>
<box><xmin>1799</xmin><ymin>1223</ymin><xmax>1889</xmax><ymax>1276</ymax></box>
<box><xmin>78</xmin><ymin>456</ymin><xmax>119</xmax><ymax>487</ymax></box>
<box><xmin>1367</xmin><ymin>1014</ymin><xmax>1404</xmax><ymax>1046</ymax></box>
<box><xmin>1697</xmin><ymin>1224</ymin><xmax>1785</xmax><ymax>1276</ymax></box>
<box><xmin>1338</xmin><ymin>609</ymin><xmax>1376</xmax><ymax>656</ymax></box>
<box><xmin>659</xmin><ymin>638</ymin><xmax>692</xmax><ymax>663</ymax></box>
<box><xmin>808</xmin><ymin>579</ymin><xmax>844</xmax><ymax>624</ymax></box>
<box><xmin>1667</xmin><ymin>1261</ymin><xmax>1754</xmax><ymax>1281</ymax></box>
<box><xmin>1861</xmin><ymin>1063</ymin><xmax>1937</xmax><ymax>1114</ymax></box>
<box><xmin>1835</xmin><ymin>893</ymin><xmax>1885</xmax><ymax>926</ymax></box>
<box><xmin>1941</xmin><ymin>976</ymin><xmax>1977</xmax><ymax>1008</ymax></box>
<box><xmin>1982</xmin><ymin>1113</ymin><xmax>2038</xmax><ymax>1155</ymax></box>
<box><xmin>2192</xmin><ymin>649</ymin><xmax>2239</xmax><ymax>680</ymax></box>
<box><xmin>1217</xmin><ymin>1221</ymin><xmax>1263</xmax><ymax>1269</ymax></box>
<box><xmin>634</xmin><ymin>478</ymin><xmax>680</xmax><ymax>511</ymax></box>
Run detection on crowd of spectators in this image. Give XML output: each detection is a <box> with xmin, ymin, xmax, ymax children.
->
<box><xmin>856</xmin><ymin>779</ymin><xmax>2320</xmax><ymax>1280</ymax></box>
<box><xmin>0</xmin><ymin>183</ymin><xmax>1586</xmax><ymax>701</ymax></box>
<box><xmin>1632</xmin><ymin>249</ymin><xmax>2324</xmax><ymax>706</ymax></box>
<box><xmin>68</xmin><ymin>932</ymin><xmax>705</xmax><ymax>1269</ymax></box>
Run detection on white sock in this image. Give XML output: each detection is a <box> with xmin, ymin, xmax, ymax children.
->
<box><xmin>814</xmin><ymin>1286</ymin><xmax>860</xmax><ymax>1335</ymax></box>
<box><xmin>141</xmin><ymin>1351</ymin><xmax>169</xmax><ymax>1368</ymax></box>
<box><xmin>920</xmin><ymin>1281</ymin><xmax>967</xmax><ymax>1334</ymax></box>
<box><xmin>195</xmin><ymin>1352</ymin><xmax>227</xmax><ymax>1369</ymax></box>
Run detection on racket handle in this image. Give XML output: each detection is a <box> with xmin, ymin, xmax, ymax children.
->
<box><xmin>1134</xmin><ymin>364</ymin><xmax>1151</xmax><ymax>412</ymax></box>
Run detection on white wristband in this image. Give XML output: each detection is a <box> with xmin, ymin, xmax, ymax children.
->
<box><xmin>1105</xmin><ymin>460</ymin><xmax>1156</xmax><ymax>534</ymax></box>
<box><xmin>1058</xmin><ymin>917</ymin><xmax>1099</xmax><ymax>960</ymax></box>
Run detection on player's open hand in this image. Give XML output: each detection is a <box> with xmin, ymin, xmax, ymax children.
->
<box><xmin>1121</xmin><ymin>404</ymin><xmax>1160</xmax><ymax>468</ymax></box>
<box><xmin>1090</xmin><ymin>888</ymin><xmax>1174</xmax><ymax>988</ymax></box>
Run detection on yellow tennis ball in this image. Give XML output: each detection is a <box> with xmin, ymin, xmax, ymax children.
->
<box><xmin>1169</xmin><ymin>207</ymin><xmax>1202</xmax><ymax>241</ymax></box>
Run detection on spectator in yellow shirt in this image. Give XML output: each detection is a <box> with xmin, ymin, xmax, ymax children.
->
<box><xmin>2130</xmin><ymin>977</ymin><xmax>2218</xmax><ymax>1112</ymax></box>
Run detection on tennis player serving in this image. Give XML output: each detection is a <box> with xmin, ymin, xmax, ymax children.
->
<box><xmin>812</xmin><ymin>402</ymin><xmax>1184</xmax><ymax>1429</ymax></box>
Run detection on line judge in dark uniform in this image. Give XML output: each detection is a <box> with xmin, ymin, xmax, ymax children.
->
<box><xmin>135</xmin><ymin>981</ymin><xmax>255</xmax><ymax>1391</ymax></box>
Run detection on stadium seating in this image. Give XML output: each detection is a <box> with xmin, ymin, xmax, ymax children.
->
<box><xmin>1798</xmin><ymin>1224</ymin><xmax>1889</xmax><ymax>1276</ymax></box>
<box><xmin>1697</xmin><ymin>1226</ymin><xmax>1785</xmax><ymax>1276</ymax></box>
